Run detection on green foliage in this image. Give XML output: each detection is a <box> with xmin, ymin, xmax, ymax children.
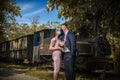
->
<box><xmin>0</xmin><ymin>0</ymin><xmax>21</xmax><ymax>42</ymax></box>
<box><xmin>102</xmin><ymin>33</ymin><xmax>120</xmax><ymax>71</ymax></box>
<box><xmin>0</xmin><ymin>0</ymin><xmax>21</xmax><ymax>23</ymax></box>
<box><xmin>114</xmin><ymin>48</ymin><xmax>120</xmax><ymax>72</ymax></box>
<box><xmin>4</xmin><ymin>20</ymin><xmax>59</xmax><ymax>40</ymax></box>
<box><xmin>47</xmin><ymin>0</ymin><xmax>120</xmax><ymax>36</ymax></box>
<box><xmin>110</xmin><ymin>37</ymin><xmax>120</xmax><ymax>72</ymax></box>
<box><xmin>46</xmin><ymin>21</ymin><xmax>60</xmax><ymax>28</ymax></box>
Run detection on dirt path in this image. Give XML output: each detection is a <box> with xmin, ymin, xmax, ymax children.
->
<box><xmin>0</xmin><ymin>68</ymin><xmax>44</xmax><ymax>80</ymax></box>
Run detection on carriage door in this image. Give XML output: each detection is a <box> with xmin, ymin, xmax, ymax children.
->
<box><xmin>33</xmin><ymin>33</ymin><xmax>40</xmax><ymax>61</ymax></box>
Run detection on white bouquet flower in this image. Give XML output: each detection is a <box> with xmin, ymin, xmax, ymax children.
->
<box><xmin>59</xmin><ymin>41</ymin><xmax>67</xmax><ymax>52</ymax></box>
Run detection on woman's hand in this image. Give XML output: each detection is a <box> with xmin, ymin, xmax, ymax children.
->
<box><xmin>57</xmin><ymin>47</ymin><xmax>64</xmax><ymax>51</ymax></box>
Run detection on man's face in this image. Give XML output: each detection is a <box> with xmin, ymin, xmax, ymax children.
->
<box><xmin>61</xmin><ymin>25</ymin><xmax>66</xmax><ymax>32</ymax></box>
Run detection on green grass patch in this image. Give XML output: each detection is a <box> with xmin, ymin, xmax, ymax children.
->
<box><xmin>25</xmin><ymin>69</ymin><xmax>95</xmax><ymax>80</ymax></box>
<box><xmin>0</xmin><ymin>62</ymin><xmax>82</xmax><ymax>80</ymax></box>
<box><xmin>25</xmin><ymin>70</ymin><xmax>66</xmax><ymax>80</ymax></box>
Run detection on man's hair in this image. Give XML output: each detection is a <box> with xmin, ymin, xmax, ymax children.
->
<box><xmin>61</xmin><ymin>23</ymin><xmax>68</xmax><ymax>27</ymax></box>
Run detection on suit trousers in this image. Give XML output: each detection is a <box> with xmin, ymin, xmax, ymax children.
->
<box><xmin>64</xmin><ymin>52</ymin><xmax>76</xmax><ymax>80</ymax></box>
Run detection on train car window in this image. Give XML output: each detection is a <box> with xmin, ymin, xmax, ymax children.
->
<box><xmin>44</xmin><ymin>30</ymin><xmax>51</xmax><ymax>38</ymax></box>
<box><xmin>10</xmin><ymin>41</ymin><xmax>13</xmax><ymax>50</ymax></box>
<box><xmin>21</xmin><ymin>37</ymin><xmax>27</xmax><ymax>49</ymax></box>
<box><xmin>2</xmin><ymin>43</ymin><xmax>6</xmax><ymax>51</ymax></box>
<box><xmin>37</xmin><ymin>37</ymin><xmax>40</xmax><ymax>42</ymax></box>
<box><xmin>24</xmin><ymin>37</ymin><xmax>27</xmax><ymax>48</ymax></box>
<box><xmin>15</xmin><ymin>40</ymin><xmax>19</xmax><ymax>50</ymax></box>
<box><xmin>40</xmin><ymin>32</ymin><xmax>44</xmax><ymax>44</ymax></box>
<box><xmin>33</xmin><ymin>33</ymin><xmax>40</xmax><ymax>46</ymax></box>
<box><xmin>13</xmin><ymin>41</ymin><xmax>16</xmax><ymax>50</ymax></box>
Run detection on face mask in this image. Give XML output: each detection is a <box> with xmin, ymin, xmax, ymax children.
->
<box><xmin>57</xmin><ymin>30</ymin><xmax>61</xmax><ymax>35</ymax></box>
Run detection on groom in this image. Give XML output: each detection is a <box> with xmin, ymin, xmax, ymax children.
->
<box><xmin>60</xmin><ymin>23</ymin><xmax>77</xmax><ymax>80</ymax></box>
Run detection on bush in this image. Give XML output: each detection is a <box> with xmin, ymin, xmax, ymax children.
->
<box><xmin>114</xmin><ymin>47</ymin><xmax>120</xmax><ymax>72</ymax></box>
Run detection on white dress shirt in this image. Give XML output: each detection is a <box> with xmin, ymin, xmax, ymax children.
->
<box><xmin>64</xmin><ymin>30</ymin><xmax>70</xmax><ymax>52</ymax></box>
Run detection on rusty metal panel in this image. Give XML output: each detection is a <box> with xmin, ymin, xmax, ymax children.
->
<box><xmin>39</xmin><ymin>38</ymin><xmax>52</xmax><ymax>55</ymax></box>
<box><xmin>76</xmin><ymin>41</ymin><xmax>93</xmax><ymax>55</ymax></box>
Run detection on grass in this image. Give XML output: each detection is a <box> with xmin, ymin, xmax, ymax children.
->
<box><xmin>25</xmin><ymin>70</ymin><xmax>66</xmax><ymax>80</ymax></box>
<box><xmin>24</xmin><ymin>65</ymin><xmax>82</xmax><ymax>80</ymax></box>
<box><xmin>0</xmin><ymin>62</ymin><xmax>87</xmax><ymax>80</ymax></box>
<box><xmin>0</xmin><ymin>62</ymin><xmax>119</xmax><ymax>80</ymax></box>
<box><xmin>0</xmin><ymin>62</ymin><xmax>65</xmax><ymax>80</ymax></box>
<box><xmin>25</xmin><ymin>70</ymin><xmax>83</xmax><ymax>80</ymax></box>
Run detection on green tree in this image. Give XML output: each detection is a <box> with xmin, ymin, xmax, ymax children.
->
<box><xmin>47</xmin><ymin>0</ymin><xmax>120</xmax><ymax>36</ymax></box>
<box><xmin>46</xmin><ymin>21</ymin><xmax>60</xmax><ymax>29</ymax></box>
<box><xmin>7</xmin><ymin>23</ymin><xmax>21</xmax><ymax>40</ymax></box>
<box><xmin>6</xmin><ymin>23</ymin><xmax>30</xmax><ymax>40</ymax></box>
<box><xmin>20</xmin><ymin>23</ymin><xmax>30</xmax><ymax>35</ymax></box>
<box><xmin>38</xmin><ymin>24</ymin><xmax>49</xmax><ymax>30</ymax></box>
<box><xmin>0</xmin><ymin>0</ymin><xmax>21</xmax><ymax>42</ymax></box>
<box><xmin>30</xmin><ymin>16</ymin><xmax>40</xmax><ymax>33</ymax></box>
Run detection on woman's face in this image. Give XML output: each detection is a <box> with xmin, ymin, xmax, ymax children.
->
<box><xmin>55</xmin><ymin>28</ymin><xmax>61</xmax><ymax>35</ymax></box>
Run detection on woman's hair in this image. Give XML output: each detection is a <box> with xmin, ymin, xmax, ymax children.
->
<box><xmin>52</xmin><ymin>28</ymin><xmax>56</xmax><ymax>37</ymax></box>
<box><xmin>53</xmin><ymin>28</ymin><xmax>59</xmax><ymax>37</ymax></box>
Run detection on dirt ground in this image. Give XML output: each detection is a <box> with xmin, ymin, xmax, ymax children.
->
<box><xmin>0</xmin><ymin>68</ymin><xmax>43</xmax><ymax>80</ymax></box>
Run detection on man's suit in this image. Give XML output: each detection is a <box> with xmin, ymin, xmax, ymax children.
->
<box><xmin>64</xmin><ymin>31</ymin><xmax>76</xmax><ymax>80</ymax></box>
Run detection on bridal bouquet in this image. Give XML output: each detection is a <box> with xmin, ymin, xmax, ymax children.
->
<box><xmin>59</xmin><ymin>41</ymin><xmax>67</xmax><ymax>52</ymax></box>
<box><xmin>59</xmin><ymin>41</ymin><xmax>64</xmax><ymax>47</ymax></box>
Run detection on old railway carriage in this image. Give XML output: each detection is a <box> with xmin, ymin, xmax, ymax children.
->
<box><xmin>0</xmin><ymin>34</ymin><xmax>33</xmax><ymax>63</ymax></box>
<box><xmin>0</xmin><ymin>29</ymin><xmax>54</xmax><ymax>63</ymax></box>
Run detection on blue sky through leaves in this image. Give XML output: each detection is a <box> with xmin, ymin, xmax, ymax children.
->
<box><xmin>16</xmin><ymin>0</ymin><xmax>64</xmax><ymax>25</ymax></box>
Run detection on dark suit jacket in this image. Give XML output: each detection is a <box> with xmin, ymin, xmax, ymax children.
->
<box><xmin>65</xmin><ymin>31</ymin><xmax>77</xmax><ymax>56</ymax></box>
